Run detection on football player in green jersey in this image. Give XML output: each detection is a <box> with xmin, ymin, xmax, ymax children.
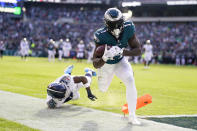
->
<box><xmin>93</xmin><ymin>8</ymin><xmax>142</xmax><ymax>125</ymax></box>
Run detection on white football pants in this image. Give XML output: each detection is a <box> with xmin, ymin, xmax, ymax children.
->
<box><xmin>144</xmin><ymin>52</ymin><xmax>152</xmax><ymax>62</ymax></box>
<box><xmin>58</xmin><ymin>50</ymin><xmax>63</xmax><ymax>60</ymax></box>
<box><xmin>21</xmin><ymin>49</ymin><xmax>28</xmax><ymax>56</ymax></box>
<box><xmin>48</xmin><ymin>50</ymin><xmax>55</xmax><ymax>62</ymax></box>
<box><xmin>97</xmin><ymin>57</ymin><xmax>137</xmax><ymax>117</ymax></box>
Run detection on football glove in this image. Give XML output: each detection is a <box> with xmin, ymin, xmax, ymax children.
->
<box><xmin>86</xmin><ymin>88</ymin><xmax>97</xmax><ymax>101</ymax></box>
<box><xmin>88</xmin><ymin>93</ymin><xmax>97</xmax><ymax>101</ymax></box>
<box><xmin>102</xmin><ymin>45</ymin><xmax>114</xmax><ymax>62</ymax></box>
<box><xmin>110</xmin><ymin>46</ymin><xmax>123</xmax><ymax>57</ymax></box>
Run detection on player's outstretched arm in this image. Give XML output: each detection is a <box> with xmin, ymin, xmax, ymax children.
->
<box><xmin>123</xmin><ymin>34</ymin><xmax>142</xmax><ymax>56</ymax></box>
<box><xmin>86</xmin><ymin>87</ymin><xmax>97</xmax><ymax>101</ymax></box>
<box><xmin>92</xmin><ymin>44</ymin><xmax>105</xmax><ymax>69</ymax></box>
<box><xmin>73</xmin><ymin>76</ymin><xmax>97</xmax><ymax>101</ymax></box>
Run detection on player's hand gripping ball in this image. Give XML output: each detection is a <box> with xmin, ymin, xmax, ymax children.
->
<box><xmin>95</xmin><ymin>44</ymin><xmax>114</xmax><ymax>61</ymax></box>
<box><xmin>110</xmin><ymin>46</ymin><xmax>123</xmax><ymax>57</ymax></box>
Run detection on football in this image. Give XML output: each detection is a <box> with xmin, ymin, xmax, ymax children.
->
<box><xmin>95</xmin><ymin>45</ymin><xmax>105</xmax><ymax>57</ymax></box>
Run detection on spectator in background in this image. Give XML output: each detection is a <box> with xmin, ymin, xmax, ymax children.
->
<box><xmin>0</xmin><ymin>5</ymin><xmax>196</xmax><ymax>65</ymax></box>
<box><xmin>0</xmin><ymin>40</ymin><xmax>5</xmax><ymax>59</ymax></box>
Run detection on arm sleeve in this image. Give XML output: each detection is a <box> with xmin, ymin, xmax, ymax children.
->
<box><xmin>94</xmin><ymin>33</ymin><xmax>102</xmax><ymax>45</ymax></box>
<box><xmin>127</xmin><ymin>22</ymin><xmax>136</xmax><ymax>39</ymax></box>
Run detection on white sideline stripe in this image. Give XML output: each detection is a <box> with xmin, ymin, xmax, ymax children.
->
<box><xmin>0</xmin><ymin>90</ymin><xmax>195</xmax><ymax>131</ymax></box>
<box><xmin>140</xmin><ymin>115</ymin><xmax>197</xmax><ymax>118</ymax></box>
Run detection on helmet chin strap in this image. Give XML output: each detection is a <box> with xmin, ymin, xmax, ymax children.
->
<box><xmin>111</xmin><ymin>29</ymin><xmax>121</xmax><ymax>39</ymax></box>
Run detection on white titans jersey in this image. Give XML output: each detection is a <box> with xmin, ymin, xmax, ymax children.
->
<box><xmin>46</xmin><ymin>74</ymin><xmax>83</xmax><ymax>107</ymax></box>
<box><xmin>77</xmin><ymin>44</ymin><xmax>85</xmax><ymax>52</ymax></box>
<box><xmin>20</xmin><ymin>40</ymin><xmax>29</xmax><ymax>50</ymax></box>
<box><xmin>144</xmin><ymin>44</ymin><xmax>153</xmax><ymax>54</ymax></box>
<box><xmin>63</xmin><ymin>42</ymin><xmax>72</xmax><ymax>50</ymax></box>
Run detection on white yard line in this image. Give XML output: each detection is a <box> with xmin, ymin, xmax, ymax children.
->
<box><xmin>140</xmin><ymin>114</ymin><xmax>197</xmax><ymax>118</ymax></box>
<box><xmin>0</xmin><ymin>90</ymin><xmax>195</xmax><ymax>131</ymax></box>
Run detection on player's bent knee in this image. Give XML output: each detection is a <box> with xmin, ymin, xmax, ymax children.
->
<box><xmin>124</xmin><ymin>75</ymin><xmax>134</xmax><ymax>83</ymax></box>
<box><xmin>98</xmin><ymin>77</ymin><xmax>110</xmax><ymax>92</ymax></box>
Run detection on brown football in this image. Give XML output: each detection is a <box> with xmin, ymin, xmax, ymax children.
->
<box><xmin>95</xmin><ymin>45</ymin><xmax>105</xmax><ymax>57</ymax></box>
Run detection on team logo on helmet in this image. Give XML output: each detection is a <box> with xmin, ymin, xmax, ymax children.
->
<box><xmin>104</xmin><ymin>8</ymin><xmax>123</xmax><ymax>22</ymax></box>
<box><xmin>104</xmin><ymin>8</ymin><xmax>124</xmax><ymax>39</ymax></box>
<box><xmin>60</xmin><ymin>75</ymin><xmax>71</xmax><ymax>84</ymax></box>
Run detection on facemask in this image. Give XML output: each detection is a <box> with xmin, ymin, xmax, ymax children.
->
<box><xmin>112</xmin><ymin>29</ymin><xmax>121</xmax><ymax>39</ymax></box>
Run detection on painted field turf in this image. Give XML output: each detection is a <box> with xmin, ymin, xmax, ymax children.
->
<box><xmin>0</xmin><ymin>117</ymin><xmax>39</xmax><ymax>131</ymax></box>
<box><xmin>0</xmin><ymin>56</ymin><xmax>197</xmax><ymax>115</ymax></box>
<box><xmin>147</xmin><ymin>117</ymin><xmax>197</xmax><ymax>130</ymax></box>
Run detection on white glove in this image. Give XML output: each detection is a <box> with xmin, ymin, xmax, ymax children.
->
<box><xmin>102</xmin><ymin>45</ymin><xmax>114</xmax><ymax>62</ymax></box>
<box><xmin>109</xmin><ymin>46</ymin><xmax>123</xmax><ymax>57</ymax></box>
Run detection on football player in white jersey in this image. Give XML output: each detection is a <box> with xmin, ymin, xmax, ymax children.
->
<box><xmin>47</xmin><ymin>39</ymin><xmax>56</xmax><ymax>62</ymax></box>
<box><xmin>176</xmin><ymin>55</ymin><xmax>181</xmax><ymax>66</ymax></box>
<box><xmin>87</xmin><ymin>41</ymin><xmax>96</xmax><ymax>63</ymax></box>
<box><xmin>77</xmin><ymin>40</ymin><xmax>85</xmax><ymax>62</ymax></box>
<box><xmin>63</xmin><ymin>38</ymin><xmax>72</xmax><ymax>60</ymax></box>
<box><xmin>58</xmin><ymin>39</ymin><xmax>64</xmax><ymax>61</ymax></box>
<box><xmin>46</xmin><ymin>65</ymin><xmax>97</xmax><ymax>108</ymax></box>
<box><xmin>20</xmin><ymin>38</ymin><xmax>29</xmax><ymax>61</ymax></box>
<box><xmin>143</xmin><ymin>40</ymin><xmax>153</xmax><ymax>68</ymax></box>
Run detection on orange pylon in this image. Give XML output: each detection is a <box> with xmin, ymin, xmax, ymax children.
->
<box><xmin>122</xmin><ymin>94</ymin><xmax>152</xmax><ymax>115</ymax></box>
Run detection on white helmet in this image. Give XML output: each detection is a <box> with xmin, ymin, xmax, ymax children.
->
<box><xmin>146</xmin><ymin>40</ymin><xmax>151</xmax><ymax>44</ymax></box>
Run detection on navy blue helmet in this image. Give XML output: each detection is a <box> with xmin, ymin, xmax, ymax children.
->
<box><xmin>47</xmin><ymin>82</ymin><xmax>66</xmax><ymax>99</ymax></box>
<box><xmin>104</xmin><ymin>8</ymin><xmax>124</xmax><ymax>38</ymax></box>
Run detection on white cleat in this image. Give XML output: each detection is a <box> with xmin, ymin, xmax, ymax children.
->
<box><xmin>128</xmin><ymin>116</ymin><xmax>141</xmax><ymax>125</ymax></box>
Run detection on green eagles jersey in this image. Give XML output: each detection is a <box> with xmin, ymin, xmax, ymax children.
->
<box><xmin>94</xmin><ymin>21</ymin><xmax>135</xmax><ymax>64</ymax></box>
<box><xmin>48</xmin><ymin>43</ymin><xmax>55</xmax><ymax>50</ymax></box>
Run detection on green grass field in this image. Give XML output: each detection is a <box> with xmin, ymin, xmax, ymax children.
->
<box><xmin>0</xmin><ymin>117</ymin><xmax>39</xmax><ymax>131</ymax></box>
<box><xmin>0</xmin><ymin>56</ymin><xmax>197</xmax><ymax>116</ymax></box>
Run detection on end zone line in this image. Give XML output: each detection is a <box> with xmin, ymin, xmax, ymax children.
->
<box><xmin>139</xmin><ymin>114</ymin><xmax>197</xmax><ymax>118</ymax></box>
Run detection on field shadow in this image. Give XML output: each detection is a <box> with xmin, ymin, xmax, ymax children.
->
<box><xmin>79</xmin><ymin>120</ymin><xmax>99</xmax><ymax>131</ymax></box>
<box><xmin>34</xmin><ymin>104</ymin><xmax>92</xmax><ymax>119</ymax></box>
<box><xmin>119</xmin><ymin>116</ymin><xmax>148</xmax><ymax>131</ymax></box>
<box><xmin>118</xmin><ymin>122</ymin><xmax>148</xmax><ymax>131</ymax></box>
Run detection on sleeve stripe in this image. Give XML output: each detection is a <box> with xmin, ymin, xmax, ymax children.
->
<box><xmin>100</xmin><ymin>30</ymin><xmax>107</xmax><ymax>34</ymax></box>
<box><xmin>124</xmin><ymin>24</ymin><xmax>131</xmax><ymax>27</ymax></box>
